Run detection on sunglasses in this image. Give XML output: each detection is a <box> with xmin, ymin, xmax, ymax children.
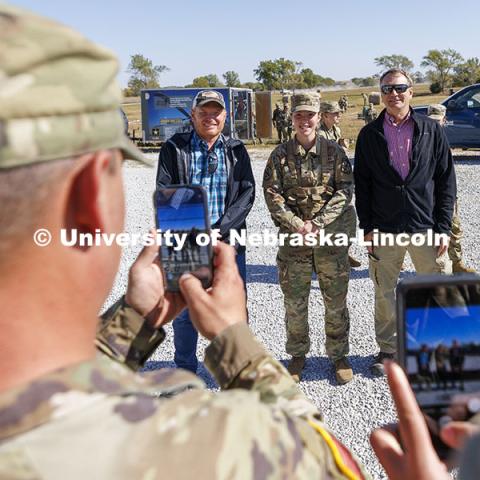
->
<box><xmin>380</xmin><ymin>84</ymin><xmax>410</xmax><ymax>95</ymax></box>
<box><xmin>206</xmin><ymin>151</ymin><xmax>218</xmax><ymax>175</ymax></box>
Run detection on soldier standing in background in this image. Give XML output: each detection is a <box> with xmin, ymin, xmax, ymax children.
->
<box><xmin>364</xmin><ymin>103</ymin><xmax>378</xmax><ymax>124</ymax></box>
<box><xmin>319</xmin><ymin>101</ymin><xmax>361</xmax><ymax>268</ymax></box>
<box><xmin>263</xmin><ymin>93</ymin><xmax>355</xmax><ymax>385</ymax></box>
<box><xmin>428</xmin><ymin>104</ymin><xmax>475</xmax><ymax>273</ymax></box>
<box><xmin>338</xmin><ymin>95</ymin><xmax>348</xmax><ymax>113</ymax></box>
<box><xmin>272</xmin><ymin>102</ymin><xmax>282</xmax><ymax>142</ymax></box>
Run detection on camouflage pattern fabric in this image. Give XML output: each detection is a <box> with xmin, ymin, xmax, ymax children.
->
<box><xmin>364</xmin><ymin>105</ymin><xmax>377</xmax><ymax>124</ymax></box>
<box><xmin>277</xmin><ymin>208</ymin><xmax>354</xmax><ymax>359</ymax></box>
<box><xmin>448</xmin><ymin>203</ymin><xmax>463</xmax><ymax>264</ymax></box>
<box><xmin>0</xmin><ymin>4</ymin><xmax>146</xmax><ymax>168</ymax></box>
<box><xmin>318</xmin><ymin>122</ymin><xmax>342</xmax><ymax>142</ymax></box>
<box><xmin>0</xmin><ymin>304</ymin><xmax>370</xmax><ymax>480</ymax></box>
<box><xmin>291</xmin><ymin>94</ymin><xmax>319</xmax><ymax>113</ymax></box>
<box><xmin>263</xmin><ymin>137</ymin><xmax>354</xmax><ymax>360</ymax></box>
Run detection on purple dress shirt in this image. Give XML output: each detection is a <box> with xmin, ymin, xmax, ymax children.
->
<box><xmin>383</xmin><ymin>112</ymin><xmax>414</xmax><ymax>180</ymax></box>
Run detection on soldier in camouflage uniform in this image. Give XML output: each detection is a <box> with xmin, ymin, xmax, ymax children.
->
<box><xmin>318</xmin><ymin>101</ymin><xmax>361</xmax><ymax>269</ymax></box>
<box><xmin>319</xmin><ymin>101</ymin><xmax>348</xmax><ymax>147</ymax></box>
<box><xmin>272</xmin><ymin>102</ymin><xmax>282</xmax><ymax>142</ymax></box>
<box><xmin>276</xmin><ymin>103</ymin><xmax>291</xmax><ymax>143</ymax></box>
<box><xmin>0</xmin><ymin>5</ymin><xmax>374</xmax><ymax>479</ymax></box>
<box><xmin>427</xmin><ymin>104</ymin><xmax>475</xmax><ymax>273</ymax></box>
<box><xmin>263</xmin><ymin>93</ymin><xmax>355</xmax><ymax>385</ymax></box>
<box><xmin>338</xmin><ymin>95</ymin><xmax>348</xmax><ymax>113</ymax></box>
<box><xmin>364</xmin><ymin>103</ymin><xmax>378</xmax><ymax>124</ymax></box>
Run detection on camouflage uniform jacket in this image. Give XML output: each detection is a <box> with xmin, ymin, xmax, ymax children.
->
<box><xmin>318</xmin><ymin>123</ymin><xmax>341</xmax><ymax>143</ymax></box>
<box><xmin>263</xmin><ymin>136</ymin><xmax>354</xmax><ymax>232</ymax></box>
<box><xmin>0</xmin><ymin>298</ymin><xmax>369</xmax><ymax>479</ymax></box>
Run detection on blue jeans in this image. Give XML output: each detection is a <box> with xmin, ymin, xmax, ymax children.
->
<box><xmin>173</xmin><ymin>251</ymin><xmax>246</xmax><ymax>373</ymax></box>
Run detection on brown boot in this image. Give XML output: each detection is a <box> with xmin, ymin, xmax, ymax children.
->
<box><xmin>452</xmin><ymin>261</ymin><xmax>476</xmax><ymax>274</ymax></box>
<box><xmin>334</xmin><ymin>357</ymin><xmax>353</xmax><ymax>385</ymax></box>
<box><xmin>348</xmin><ymin>255</ymin><xmax>361</xmax><ymax>268</ymax></box>
<box><xmin>287</xmin><ymin>356</ymin><xmax>305</xmax><ymax>382</ymax></box>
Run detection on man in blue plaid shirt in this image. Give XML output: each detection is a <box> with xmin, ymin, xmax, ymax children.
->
<box><xmin>156</xmin><ymin>90</ymin><xmax>255</xmax><ymax>373</ymax></box>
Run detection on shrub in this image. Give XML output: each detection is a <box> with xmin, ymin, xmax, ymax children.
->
<box><xmin>430</xmin><ymin>82</ymin><xmax>442</xmax><ymax>94</ymax></box>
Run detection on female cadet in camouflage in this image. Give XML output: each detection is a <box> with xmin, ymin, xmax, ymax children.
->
<box><xmin>263</xmin><ymin>93</ymin><xmax>356</xmax><ymax>385</ymax></box>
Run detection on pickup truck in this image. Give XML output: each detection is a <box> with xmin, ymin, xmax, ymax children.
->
<box><xmin>414</xmin><ymin>83</ymin><xmax>480</xmax><ymax>148</ymax></box>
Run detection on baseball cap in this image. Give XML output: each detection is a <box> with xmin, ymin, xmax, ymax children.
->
<box><xmin>427</xmin><ymin>104</ymin><xmax>447</xmax><ymax>121</ymax></box>
<box><xmin>192</xmin><ymin>90</ymin><xmax>226</xmax><ymax>109</ymax></box>
<box><xmin>320</xmin><ymin>101</ymin><xmax>342</xmax><ymax>114</ymax></box>
<box><xmin>291</xmin><ymin>93</ymin><xmax>320</xmax><ymax>113</ymax></box>
<box><xmin>0</xmin><ymin>4</ymin><xmax>149</xmax><ymax>169</ymax></box>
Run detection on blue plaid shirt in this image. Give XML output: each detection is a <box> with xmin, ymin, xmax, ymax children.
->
<box><xmin>190</xmin><ymin>132</ymin><xmax>228</xmax><ymax>224</ymax></box>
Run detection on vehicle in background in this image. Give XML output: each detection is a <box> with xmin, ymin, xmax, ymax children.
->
<box><xmin>414</xmin><ymin>83</ymin><xmax>480</xmax><ymax>149</ymax></box>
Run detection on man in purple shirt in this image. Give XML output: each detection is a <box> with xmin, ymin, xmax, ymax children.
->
<box><xmin>354</xmin><ymin>69</ymin><xmax>456</xmax><ymax>375</ymax></box>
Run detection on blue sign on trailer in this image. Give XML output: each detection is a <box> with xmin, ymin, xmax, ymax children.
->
<box><xmin>141</xmin><ymin>87</ymin><xmax>252</xmax><ymax>142</ymax></box>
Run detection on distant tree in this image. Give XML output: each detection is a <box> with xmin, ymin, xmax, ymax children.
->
<box><xmin>285</xmin><ymin>73</ymin><xmax>307</xmax><ymax>89</ymax></box>
<box><xmin>412</xmin><ymin>71</ymin><xmax>426</xmax><ymax>84</ymax></box>
<box><xmin>223</xmin><ymin>71</ymin><xmax>241</xmax><ymax>87</ymax></box>
<box><xmin>453</xmin><ymin>57</ymin><xmax>480</xmax><ymax>86</ymax></box>
<box><xmin>421</xmin><ymin>49</ymin><xmax>464</xmax><ymax>91</ymax></box>
<box><xmin>254</xmin><ymin>58</ymin><xmax>300</xmax><ymax>90</ymax></box>
<box><xmin>190</xmin><ymin>76</ymin><xmax>210</xmax><ymax>88</ymax></box>
<box><xmin>126</xmin><ymin>54</ymin><xmax>169</xmax><ymax>96</ymax></box>
<box><xmin>242</xmin><ymin>82</ymin><xmax>264</xmax><ymax>91</ymax></box>
<box><xmin>205</xmin><ymin>74</ymin><xmax>222</xmax><ymax>87</ymax></box>
<box><xmin>374</xmin><ymin>54</ymin><xmax>414</xmax><ymax>72</ymax></box>
<box><xmin>351</xmin><ymin>76</ymin><xmax>377</xmax><ymax>87</ymax></box>
<box><xmin>190</xmin><ymin>74</ymin><xmax>222</xmax><ymax>88</ymax></box>
<box><xmin>320</xmin><ymin>77</ymin><xmax>336</xmax><ymax>87</ymax></box>
<box><xmin>300</xmin><ymin>68</ymin><xmax>322</xmax><ymax>88</ymax></box>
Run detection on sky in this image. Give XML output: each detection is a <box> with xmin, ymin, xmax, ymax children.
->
<box><xmin>406</xmin><ymin>306</ymin><xmax>480</xmax><ymax>347</ymax></box>
<box><xmin>11</xmin><ymin>0</ymin><xmax>480</xmax><ymax>88</ymax></box>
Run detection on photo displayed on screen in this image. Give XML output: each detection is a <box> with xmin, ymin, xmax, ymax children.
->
<box><xmin>155</xmin><ymin>187</ymin><xmax>212</xmax><ymax>291</ymax></box>
<box><xmin>405</xmin><ymin>285</ymin><xmax>480</xmax><ymax>418</ymax></box>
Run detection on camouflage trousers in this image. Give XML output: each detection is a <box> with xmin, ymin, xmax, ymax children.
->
<box><xmin>276</xmin><ymin>209</ymin><xmax>354</xmax><ymax>360</ymax></box>
<box><xmin>448</xmin><ymin>202</ymin><xmax>463</xmax><ymax>264</ymax></box>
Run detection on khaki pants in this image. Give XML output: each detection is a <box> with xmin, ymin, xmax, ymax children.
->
<box><xmin>369</xmin><ymin>233</ymin><xmax>452</xmax><ymax>353</ymax></box>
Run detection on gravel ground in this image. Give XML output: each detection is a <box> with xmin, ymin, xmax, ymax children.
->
<box><xmin>106</xmin><ymin>149</ymin><xmax>480</xmax><ymax>479</ymax></box>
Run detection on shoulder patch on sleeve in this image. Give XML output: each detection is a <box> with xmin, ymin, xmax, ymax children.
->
<box><xmin>308</xmin><ymin>420</ymin><xmax>367</xmax><ymax>480</ymax></box>
<box><xmin>341</xmin><ymin>159</ymin><xmax>352</xmax><ymax>175</ymax></box>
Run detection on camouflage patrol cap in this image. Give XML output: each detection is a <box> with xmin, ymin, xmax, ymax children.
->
<box><xmin>427</xmin><ymin>104</ymin><xmax>447</xmax><ymax>121</ymax></box>
<box><xmin>0</xmin><ymin>4</ymin><xmax>148</xmax><ymax>169</ymax></box>
<box><xmin>320</xmin><ymin>101</ymin><xmax>341</xmax><ymax>114</ymax></box>
<box><xmin>291</xmin><ymin>93</ymin><xmax>320</xmax><ymax>113</ymax></box>
<box><xmin>192</xmin><ymin>90</ymin><xmax>226</xmax><ymax>109</ymax></box>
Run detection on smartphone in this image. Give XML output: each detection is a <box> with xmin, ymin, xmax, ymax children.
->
<box><xmin>154</xmin><ymin>185</ymin><xmax>213</xmax><ymax>292</ymax></box>
<box><xmin>397</xmin><ymin>274</ymin><xmax>480</xmax><ymax>461</ymax></box>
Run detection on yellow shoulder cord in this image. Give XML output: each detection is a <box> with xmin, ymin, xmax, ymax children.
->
<box><xmin>307</xmin><ymin>419</ymin><xmax>361</xmax><ymax>480</ymax></box>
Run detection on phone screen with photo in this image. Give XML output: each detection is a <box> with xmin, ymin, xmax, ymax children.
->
<box><xmin>403</xmin><ymin>283</ymin><xmax>480</xmax><ymax>421</ymax></box>
<box><xmin>154</xmin><ymin>186</ymin><xmax>212</xmax><ymax>291</ymax></box>
<box><xmin>397</xmin><ymin>279</ymin><xmax>480</xmax><ymax>462</ymax></box>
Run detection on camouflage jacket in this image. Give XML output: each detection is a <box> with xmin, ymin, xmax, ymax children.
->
<box><xmin>0</xmin><ymin>299</ymin><xmax>369</xmax><ymax>479</ymax></box>
<box><xmin>263</xmin><ymin>136</ymin><xmax>354</xmax><ymax>232</ymax></box>
<box><xmin>318</xmin><ymin>123</ymin><xmax>341</xmax><ymax>143</ymax></box>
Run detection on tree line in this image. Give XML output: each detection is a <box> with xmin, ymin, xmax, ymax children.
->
<box><xmin>124</xmin><ymin>51</ymin><xmax>480</xmax><ymax>96</ymax></box>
